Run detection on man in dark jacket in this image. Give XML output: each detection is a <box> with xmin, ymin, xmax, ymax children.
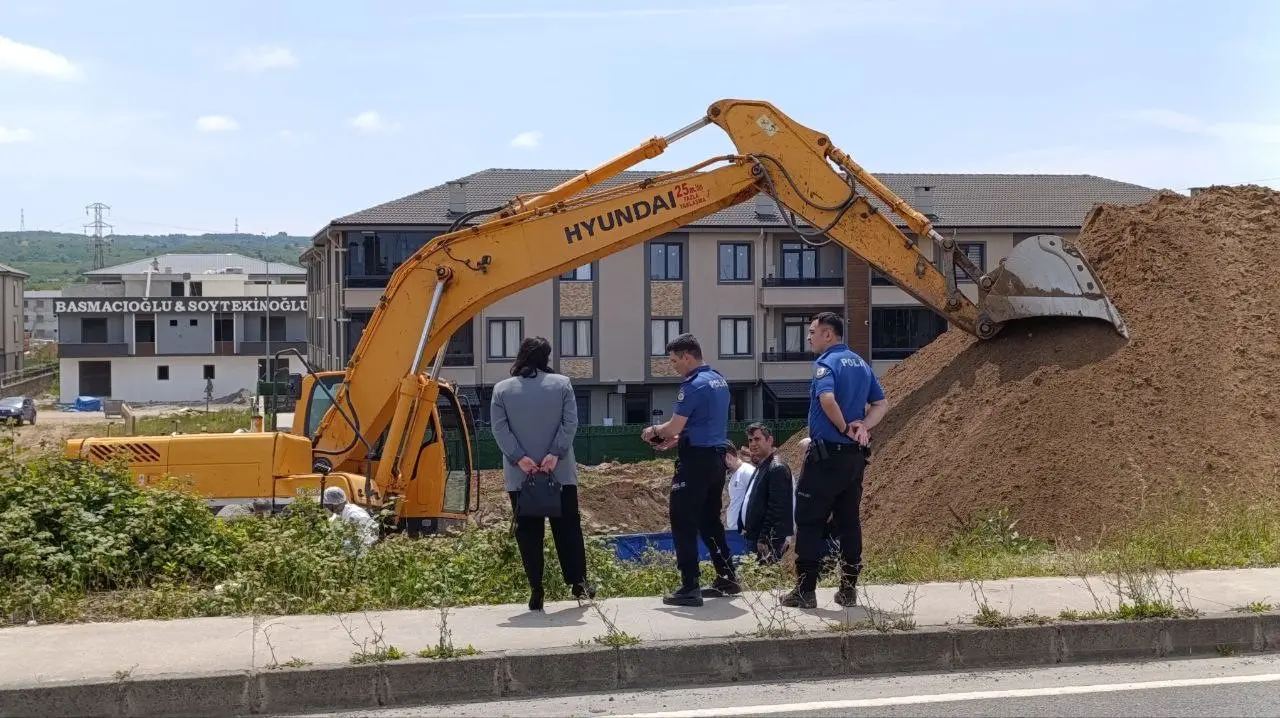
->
<box><xmin>737</xmin><ymin>423</ymin><xmax>794</xmax><ymax>564</ymax></box>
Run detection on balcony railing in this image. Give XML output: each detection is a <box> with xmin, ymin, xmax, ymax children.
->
<box><xmin>58</xmin><ymin>342</ymin><xmax>129</xmax><ymax>358</ymax></box>
<box><xmin>762</xmin><ymin>350</ymin><xmax>818</xmax><ymax>362</ymax></box>
<box><xmin>239</xmin><ymin>340</ymin><xmax>308</xmax><ymax>356</ymax></box>
<box><xmin>443</xmin><ymin>353</ymin><xmax>474</xmax><ymax>367</ymax></box>
<box><xmin>761</xmin><ymin>276</ymin><xmax>843</xmax><ymax>288</ymax></box>
<box><xmin>135</xmin><ymin>341</ymin><xmax>155</xmax><ymax>357</ymax></box>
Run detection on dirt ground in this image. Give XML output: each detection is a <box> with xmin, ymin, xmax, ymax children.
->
<box><xmin>780</xmin><ymin>184</ymin><xmax>1280</xmax><ymax>542</ymax></box>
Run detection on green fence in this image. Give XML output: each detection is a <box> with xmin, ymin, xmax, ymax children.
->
<box><xmin>445</xmin><ymin>419</ymin><xmax>807</xmax><ymax>470</ymax></box>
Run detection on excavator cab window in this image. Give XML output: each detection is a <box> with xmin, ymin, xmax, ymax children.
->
<box><xmin>303</xmin><ymin>375</ymin><xmax>345</xmax><ymax>439</ymax></box>
<box><xmin>435</xmin><ymin>384</ymin><xmax>475</xmax><ymax>515</ymax></box>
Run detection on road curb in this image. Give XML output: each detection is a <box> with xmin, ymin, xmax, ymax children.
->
<box><xmin>3</xmin><ymin>610</ymin><xmax>1278</xmax><ymax>717</ymax></box>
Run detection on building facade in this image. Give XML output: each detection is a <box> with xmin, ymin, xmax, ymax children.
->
<box><xmin>0</xmin><ymin>262</ymin><xmax>29</xmax><ymax>374</ymax></box>
<box><xmin>24</xmin><ymin>289</ymin><xmax>60</xmax><ymax>342</ymax></box>
<box><xmin>55</xmin><ymin>253</ymin><xmax>307</xmax><ymax>404</ymax></box>
<box><xmin>301</xmin><ymin>170</ymin><xmax>1157</xmax><ymax>424</ymax></box>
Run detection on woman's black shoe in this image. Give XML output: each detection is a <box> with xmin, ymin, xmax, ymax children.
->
<box><xmin>572</xmin><ymin>582</ymin><xmax>597</xmax><ymax>603</ymax></box>
<box><xmin>528</xmin><ymin>587</ymin><xmax>545</xmax><ymax>612</ymax></box>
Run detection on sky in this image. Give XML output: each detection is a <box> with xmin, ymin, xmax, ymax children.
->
<box><xmin>1</xmin><ymin>0</ymin><xmax>1278</xmax><ymax>237</ymax></box>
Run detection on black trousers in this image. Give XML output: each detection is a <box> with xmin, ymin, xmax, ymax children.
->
<box><xmin>669</xmin><ymin>444</ymin><xmax>736</xmax><ymax>590</ymax></box>
<box><xmin>794</xmin><ymin>443</ymin><xmax>867</xmax><ymax>592</ymax></box>
<box><xmin>507</xmin><ymin>484</ymin><xmax>588</xmax><ymax>590</ymax></box>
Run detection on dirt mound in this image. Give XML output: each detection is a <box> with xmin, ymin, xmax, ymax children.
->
<box><xmin>473</xmin><ymin>459</ymin><xmax>676</xmax><ymax>534</ymax></box>
<box><xmin>781</xmin><ymin>184</ymin><xmax>1280</xmax><ymax>541</ymax></box>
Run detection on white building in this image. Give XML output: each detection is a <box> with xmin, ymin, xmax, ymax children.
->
<box><xmin>55</xmin><ymin>253</ymin><xmax>307</xmax><ymax>404</ymax></box>
<box><xmin>24</xmin><ymin>289</ymin><xmax>61</xmax><ymax>341</ymax></box>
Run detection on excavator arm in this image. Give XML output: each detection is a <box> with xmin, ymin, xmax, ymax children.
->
<box><xmin>314</xmin><ymin>99</ymin><xmax>1126</xmax><ymax>473</ymax></box>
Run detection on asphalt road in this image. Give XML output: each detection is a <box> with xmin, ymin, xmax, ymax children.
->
<box><xmin>299</xmin><ymin>653</ymin><xmax>1280</xmax><ymax>718</ymax></box>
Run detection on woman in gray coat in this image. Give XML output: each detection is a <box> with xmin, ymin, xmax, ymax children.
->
<box><xmin>490</xmin><ymin>336</ymin><xmax>594</xmax><ymax>611</ymax></box>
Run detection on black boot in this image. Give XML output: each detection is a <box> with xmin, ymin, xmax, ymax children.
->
<box><xmin>662</xmin><ymin>586</ymin><xmax>704</xmax><ymax>607</ymax></box>
<box><xmin>780</xmin><ymin>588</ymin><xmax>817</xmax><ymax>609</ymax></box>
<box><xmin>834</xmin><ymin>565</ymin><xmax>861</xmax><ymax>607</ymax></box>
<box><xmin>528</xmin><ymin>586</ymin><xmax>545</xmax><ymax>612</ymax></box>
<box><xmin>572</xmin><ymin>581</ymin><xmax>596</xmax><ymax>604</ymax></box>
<box><xmin>701</xmin><ymin>575</ymin><xmax>742</xmax><ymax>598</ymax></box>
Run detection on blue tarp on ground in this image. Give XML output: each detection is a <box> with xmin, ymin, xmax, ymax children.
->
<box><xmin>73</xmin><ymin>396</ymin><xmax>103</xmax><ymax>412</ymax></box>
<box><xmin>605</xmin><ymin>531</ymin><xmax>752</xmax><ymax>562</ymax></box>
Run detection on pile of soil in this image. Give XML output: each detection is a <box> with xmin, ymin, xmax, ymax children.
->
<box><xmin>780</xmin><ymin>184</ymin><xmax>1280</xmax><ymax>541</ymax></box>
<box><xmin>473</xmin><ymin>459</ymin><xmax>676</xmax><ymax>534</ymax></box>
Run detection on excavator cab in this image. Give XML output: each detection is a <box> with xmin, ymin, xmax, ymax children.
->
<box><xmin>290</xmin><ymin>369</ymin><xmax>478</xmax><ymax>535</ymax></box>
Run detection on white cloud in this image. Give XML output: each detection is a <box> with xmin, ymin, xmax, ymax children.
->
<box><xmin>226</xmin><ymin>45</ymin><xmax>298</xmax><ymax>72</ymax></box>
<box><xmin>0</xmin><ymin>126</ymin><xmax>33</xmax><ymax>143</ymax></box>
<box><xmin>0</xmin><ymin>36</ymin><xmax>82</xmax><ymax>81</ymax></box>
<box><xmin>509</xmin><ymin>130</ymin><xmax>543</xmax><ymax>149</ymax></box>
<box><xmin>195</xmin><ymin>115</ymin><xmax>239</xmax><ymax>132</ymax></box>
<box><xmin>1120</xmin><ymin>108</ymin><xmax>1280</xmax><ymax>145</ymax></box>
<box><xmin>350</xmin><ymin>110</ymin><xmax>395</xmax><ymax>133</ymax></box>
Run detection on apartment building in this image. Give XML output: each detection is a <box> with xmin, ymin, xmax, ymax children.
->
<box><xmin>0</xmin><ymin>262</ymin><xmax>29</xmax><ymax>373</ymax></box>
<box><xmin>55</xmin><ymin>253</ymin><xmax>307</xmax><ymax>403</ymax></box>
<box><xmin>24</xmin><ymin>289</ymin><xmax>61</xmax><ymax>341</ymax></box>
<box><xmin>302</xmin><ymin>169</ymin><xmax>1157</xmax><ymax>424</ymax></box>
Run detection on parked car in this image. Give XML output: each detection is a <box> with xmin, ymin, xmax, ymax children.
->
<box><xmin>0</xmin><ymin>396</ymin><xmax>36</xmax><ymax>425</ymax></box>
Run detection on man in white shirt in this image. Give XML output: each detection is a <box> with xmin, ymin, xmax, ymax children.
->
<box><xmin>722</xmin><ymin>442</ymin><xmax>756</xmax><ymax>534</ymax></box>
<box><xmin>322</xmin><ymin>486</ymin><xmax>379</xmax><ymax>551</ymax></box>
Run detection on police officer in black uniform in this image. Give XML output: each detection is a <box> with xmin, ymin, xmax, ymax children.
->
<box><xmin>782</xmin><ymin>312</ymin><xmax>889</xmax><ymax>609</ymax></box>
<box><xmin>642</xmin><ymin>333</ymin><xmax>738</xmax><ymax>607</ymax></box>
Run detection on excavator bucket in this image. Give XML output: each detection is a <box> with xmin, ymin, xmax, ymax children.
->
<box><xmin>977</xmin><ymin>234</ymin><xmax>1129</xmax><ymax>339</ymax></box>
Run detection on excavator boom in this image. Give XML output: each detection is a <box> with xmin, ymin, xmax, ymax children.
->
<box><xmin>313</xmin><ymin>99</ymin><xmax>1126</xmax><ymax>471</ymax></box>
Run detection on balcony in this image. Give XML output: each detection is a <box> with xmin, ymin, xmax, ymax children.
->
<box><xmin>58</xmin><ymin>342</ymin><xmax>129</xmax><ymax>358</ymax></box>
<box><xmin>762</xmin><ymin>351</ymin><xmax>817</xmax><ymax>362</ymax></box>
<box><xmin>443</xmin><ymin>353</ymin><xmax>474</xmax><ymax>367</ymax></box>
<box><xmin>761</xmin><ymin>277</ymin><xmax>843</xmax><ymax>288</ymax></box>
<box><xmin>760</xmin><ymin>276</ymin><xmax>844</xmax><ymax>307</ymax></box>
<box><xmin>239</xmin><ymin>340</ymin><xmax>308</xmax><ymax>356</ymax></box>
<box><xmin>135</xmin><ymin>342</ymin><xmax>155</xmax><ymax>357</ymax></box>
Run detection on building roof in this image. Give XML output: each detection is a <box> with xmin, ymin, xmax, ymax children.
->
<box><xmin>0</xmin><ymin>262</ymin><xmax>30</xmax><ymax>278</ymax></box>
<box><xmin>84</xmin><ymin>253</ymin><xmax>304</xmax><ymax>276</ymax></box>
<box><xmin>323</xmin><ymin>168</ymin><xmax>1161</xmax><ymax>234</ymax></box>
<box><xmin>24</xmin><ymin>289</ymin><xmax>61</xmax><ymax>298</ymax></box>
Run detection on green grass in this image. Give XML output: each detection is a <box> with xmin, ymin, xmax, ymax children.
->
<box><xmin>2</xmin><ymin>439</ymin><xmax>1278</xmax><ymax>627</ymax></box>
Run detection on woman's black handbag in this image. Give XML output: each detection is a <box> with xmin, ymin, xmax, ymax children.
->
<box><xmin>516</xmin><ymin>470</ymin><xmax>563</xmax><ymax>519</ymax></box>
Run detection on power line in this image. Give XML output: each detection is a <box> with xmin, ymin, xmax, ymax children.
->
<box><xmin>84</xmin><ymin>202</ymin><xmax>113</xmax><ymax>270</ymax></box>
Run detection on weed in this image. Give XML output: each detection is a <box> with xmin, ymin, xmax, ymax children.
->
<box><xmin>1234</xmin><ymin>601</ymin><xmax>1273</xmax><ymax>613</ymax></box>
<box><xmin>339</xmin><ymin>614</ymin><xmax>405</xmax><ymax>665</ymax></box>
<box><xmin>279</xmin><ymin>657</ymin><xmax>312</xmax><ymax>668</ymax></box>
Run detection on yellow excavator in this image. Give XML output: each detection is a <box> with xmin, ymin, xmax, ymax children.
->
<box><xmin>65</xmin><ymin>99</ymin><xmax>1127</xmax><ymax>535</ymax></box>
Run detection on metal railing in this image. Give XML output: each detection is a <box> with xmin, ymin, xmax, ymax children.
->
<box><xmin>0</xmin><ymin>362</ymin><xmax>57</xmax><ymax>389</ymax></box>
<box><xmin>761</xmin><ymin>276</ymin><xmax>843</xmax><ymax>288</ymax></box>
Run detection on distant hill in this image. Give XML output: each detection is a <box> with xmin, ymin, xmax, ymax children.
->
<box><xmin>0</xmin><ymin>231</ymin><xmax>311</xmax><ymax>289</ymax></box>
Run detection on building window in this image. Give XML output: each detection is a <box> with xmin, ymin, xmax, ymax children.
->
<box><xmin>782</xmin><ymin>315</ymin><xmax>810</xmax><ymax>353</ymax></box>
<box><xmin>574</xmin><ymin>391</ymin><xmax>590</xmax><ymax>425</ymax></box>
<box><xmin>649</xmin><ymin>241</ymin><xmax>682</xmax><ymax>281</ymax></box>
<box><xmin>718</xmin><ymin>243</ymin><xmax>751</xmax><ymax>282</ymax></box>
<box><xmin>719</xmin><ymin>317</ymin><xmax>752</xmax><ymax>357</ymax></box>
<box><xmin>259</xmin><ymin>316</ymin><xmax>286</xmax><ymax>341</ymax></box>
<box><xmin>189</xmin><ymin>318</ymin><xmax>198</xmax><ymax>327</ymax></box>
<box><xmin>213</xmin><ymin>313</ymin><xmax>233</xmax><ymax>342</ymax></box>
<box><xmin>624</xmin><ymin>392</ymin><xmax>651</xmax><ymax>424</ymax></box>
<box><xmin>169</xmin><ymin>319</ymin><xmax>178</xmax><ymax>327</ymax></box>
<box><xmin>559</xmin><ymin>319</ymin><xmax>592</xmax><ymax>357</ymax></box>
<box><xmin>871</xmin><ymin>306</ymin><xmax>949</xmax><ymax>360</ymax></box>
<box><xmin>559</xmin><ymin>264</ymin><xmax>592</xmax><ymax>281</ymax></box>
<box><xmin>953</xmin><ymin>242</ymin><xmax>986</xmax><ymax>283</ymax></box>
<box><xmin>444</xmin><ymin>319</ymin><xmax>474</xmax><ymax>365</ymax></box>
<box><xmin>170</xmin><ymin>282</ymin><xmax>184</xmax><ymax>297</ymax></box>
<box><xmin>81</xmin><ymin>317</ymin><xmax>108</xmax><ymax>343</ymax></box>
<box><xmin>650</xmin><ymin>318</ymin><xmax>683</xmax><ymax>356</ymax></box>
<box><xmin>487</xmin><ymin>318</ymin><xmax>522</xmax><ymax>360</ymax></box>
<box><xmin>189</xmin><ymin>281</ymin><xmax>203</xmax><ymax>296</ymax></box>
<box><xmin>781</xmin><ymin>241</ymin><xmax>817</xmax><ymax>279</ymax></box>
<box><xmin>157</xmin><ymin>365</ymin><xmax>169</xmax><ymax>381</ymax></box>
<box><xmin>203</xmin><ymin>364</ymin><xmax>215</xmax><ymax>380</ymax></box>
<box><xmin>135</xmin><ymin>316</ymin><xmax>155</xmax><ymax>343</ymax></box>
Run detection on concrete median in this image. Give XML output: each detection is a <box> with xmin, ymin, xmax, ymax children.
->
<box><xmin>3</xmin><ymin>610</ymin><xmax>1278</xmax><ymax>717</ymax></box>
